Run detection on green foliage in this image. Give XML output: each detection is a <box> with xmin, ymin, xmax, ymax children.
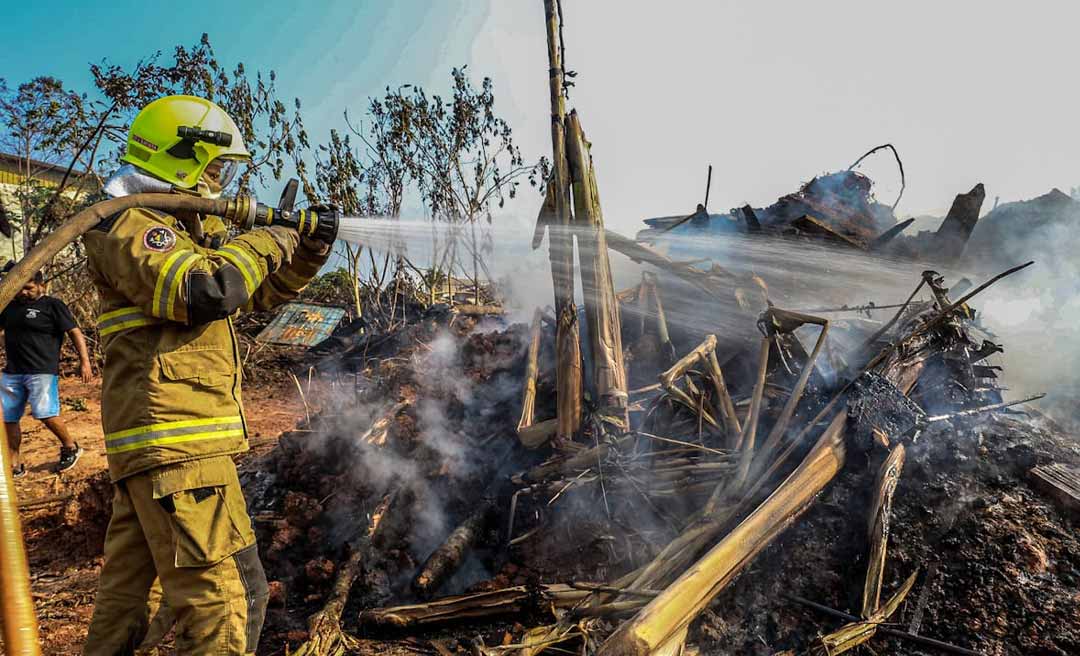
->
<box><xmin>299</xmin><ymin>268</ymin><xmax>356</xmax><ymax>307</ymax></box>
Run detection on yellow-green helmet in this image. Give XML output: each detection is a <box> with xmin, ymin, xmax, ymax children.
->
<box><xmin>121</xmin><ymin>95</ymin><xmax>250</xmax><ymax>190</ymax></box>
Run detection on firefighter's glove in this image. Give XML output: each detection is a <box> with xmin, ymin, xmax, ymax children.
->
<box><xmin>261</xmin><ymin>225</ymin><xmax>300</xmax><ymax>265</ymax></box>
<box><xmin>300</xmin><ymin>236</ymin><xmax>331</xmax><ymax>257</ymax></box>
<box><xmin>302</xmin><ymin>203</ymin><xmax>336</xmax><ymax>254</ymax></box>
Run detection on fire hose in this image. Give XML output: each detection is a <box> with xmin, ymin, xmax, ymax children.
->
<box><xmin>0</xmin><ymin>190</ymin><xmax>339</xmax><ymax>653</ymax></box>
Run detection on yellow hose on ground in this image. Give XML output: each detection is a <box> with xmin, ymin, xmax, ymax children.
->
<box><xmin>0</xmin><ymin>193</ymin><xmax>240</xmax><ymax>653</ymax></box>
<box><xmin>0</xmin><ymin>435</ymin><xmax>38</xmax><ymax>655</ymax></box>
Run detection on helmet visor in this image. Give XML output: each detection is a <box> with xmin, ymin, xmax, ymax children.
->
<box><xmin>203</xmin><ymin>157</ymin><xmax>243</xmax><ymax>192</ymax></box>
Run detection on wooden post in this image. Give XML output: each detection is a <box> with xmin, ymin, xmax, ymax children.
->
<box><xmin>565</xmin><ymin>110</ymin><xmax>629</xmax><ymax>429</ymax></box>
<box><xmin>543</xmin><ymin>0</ymin><xmax>582</xmax><ymax>440</ymax></box>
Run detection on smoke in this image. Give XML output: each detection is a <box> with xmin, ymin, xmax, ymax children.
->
<box><xmin>307</xmin><ymin>315</ymin><xmax>530</xmax><ymax>581</ymax></box>
<box><xmin>968</xmin><ymin>217</ymin><xmax>1080</xmax><ymax>428</ymax></box>
<box><xmin>336</xmin><ymin>207</ymin><xmax>1075</xmax><ymax>421</ymax></box>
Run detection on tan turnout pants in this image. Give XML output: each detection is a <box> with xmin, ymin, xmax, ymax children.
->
<box><xmin>83</xmin><ymin>456</ymin><xmax>268</xmax><ymax>655</ymax></box>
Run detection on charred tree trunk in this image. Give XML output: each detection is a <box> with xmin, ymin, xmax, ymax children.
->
<box><xmin>543</xmin><ymin>0</ymin><xmax>582</xmax><ymax>441</ymax></box>
<box><xmin>566</xmin><ymin>110</ymin><xmax>629</xmax><ymax>430</ymax></box>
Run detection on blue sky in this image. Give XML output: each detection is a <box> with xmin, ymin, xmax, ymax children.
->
<box><xmin>2</xmin><ymin>1</ymin><xmax>1077</xmax><ymax>234</ymax></box>
<box><xmin>0</xmin><ymin>0</ymin><xmax>490</xmax><ymax>199</ymax></box>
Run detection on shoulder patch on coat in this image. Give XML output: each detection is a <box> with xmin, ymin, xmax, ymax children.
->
<box><xmin>143</xmin><ymin>226</ymin><xmax>177</xmax><ymax>253</ymax></box>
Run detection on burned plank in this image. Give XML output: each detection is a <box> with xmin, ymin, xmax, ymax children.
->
<box><xmin>1029</xmin><ymin>463</ymin><xmax>1080</xmax><ymax>518</ymax></box>
<box><xmin>870</xmin><ymin>217</ymin><xmax>916</xmax><ymax>249</ymax></box>
<box><xmin>789</xmin><ymin>214</ymin><xmax>868</xmax><ymax>250</ymax></box>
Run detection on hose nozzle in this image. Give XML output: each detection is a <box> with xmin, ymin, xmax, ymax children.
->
<box><xmin>222</xmin><ymin>192</ymin><xmax>340</xmax><ymax>243</ymax></box>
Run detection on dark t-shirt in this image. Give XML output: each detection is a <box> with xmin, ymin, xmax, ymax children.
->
<box><xmin>0</xmin><ymin>295</ymin><xmax>76</xmax><ymax>375</ymax></box>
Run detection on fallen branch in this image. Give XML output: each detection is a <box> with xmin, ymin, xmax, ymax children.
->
<box><xmin>413</xmin><ymin>499</ymin><xmax>495</xmax><ymax>597</ymax></box>
<box><xmin>453</xmin><ymin>304</ymin><xmax>503</xmax><ymax>316</ymax></box>
<box><xmin>360</xmin><ymin>584</ymin><xmax>592</xmax><ymax>628</ymax></box>
<box><xmin>604</xmin><ymin>230</ymin><xmax>732</xmax><ymax>295</ymax></box>
<box><xmin>597</xmin><ymin>411</ymin><xmax>848</xmax><ymax>656</ymax></box>
<box><xmin>785</xmin><ymin>593</ymin><xmax>982</xmax><ymax>656</ymax></box>
<box><xmin>813</xmin><ymin>570</ymin><xmax>918</xmax><ymax>654</ymax></box>
<box><xmin>292</xmin><ymin>490</ymin><xmax>402</xmax><ymax>656</ymax></box>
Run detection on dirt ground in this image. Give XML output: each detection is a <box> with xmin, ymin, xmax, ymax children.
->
<box><xmin>13</xmin><ymin>371</ymin><xmax>306</xmax><ymax>655</ymax></box>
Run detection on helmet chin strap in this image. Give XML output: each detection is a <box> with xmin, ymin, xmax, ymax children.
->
<box><xmin>196</xmin><ymin>177</ymin><xmax>223</xmax><ymax>199</ymax></box>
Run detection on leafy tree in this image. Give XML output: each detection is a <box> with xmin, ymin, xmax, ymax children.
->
<box><xmin>338</xmin><ymin>68</ymin><xmax>548</xmax><ymax>303</ymax></box>
<box><xmin>0</xmin><ymin>76</ymin><xmax>90</xmax><ymax>253</ymax></box>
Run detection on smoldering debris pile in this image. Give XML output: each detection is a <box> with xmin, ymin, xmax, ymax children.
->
<box><xmin>238</xmin><ymin>231</ymin><xmax>1078</xmax><ymax>656</ymax></box>
<box><xmin>639</xmin><ymin>168</ymin><xmax>902</xmax><ymax>251</ymax></box>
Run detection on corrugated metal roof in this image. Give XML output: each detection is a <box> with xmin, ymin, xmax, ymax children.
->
<box><xmin>256</xmin><ymin>301</ymin><xmax>346</xmax><ymax>346</ymax></box>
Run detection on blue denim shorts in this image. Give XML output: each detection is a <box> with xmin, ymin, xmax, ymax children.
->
<box><xmin>1</xmin><ymin>373</ymin><xmax>61</xmax><ymax>422</ymax></box>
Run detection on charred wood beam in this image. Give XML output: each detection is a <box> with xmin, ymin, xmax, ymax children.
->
<box><xmin>604</xmin><ymin>230</ymin><xmax>732</xmax><ymax>296</ymax></box>
<box><xmin>870</xmin><ymin>218</ymin><xmax>915</xmax><ymax>249</ymax></box>
<box><xmin>934</xmin><ymin>183</ymin><xmax>985</xmax><ymax>259</ymax></box>
<box><xmin>741</xmin><ymin>205</ymin><xmax>762</xmax><ymax>232</ymax></box>
<box><xmin>790</xmin><ymin>214</ymin><xmax>867</xmax><ymax>249</ymax></box>
<box><xmin>518</xmin><ymin>418</ymin><xmax>559</xmax><ymax>450</ymax></box>
<box><xmin>515</xmin><ymin>434</ymin><xmax>635</xmax><ymax>484</ymax></box>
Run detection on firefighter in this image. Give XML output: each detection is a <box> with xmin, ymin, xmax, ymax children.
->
<box><xmin>82</xmin><ymin>95</ymin><xmax>330</xmax><ymax>655</ymax></box>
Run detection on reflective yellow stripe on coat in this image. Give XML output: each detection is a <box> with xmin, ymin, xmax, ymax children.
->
<box><xmin>105</xmin><ymin>416</ymin><xmax>245</xmax><ymax>454</ymax></box>
<box><xmin>152</xmin><ymin>251</ymin><xmax>200</xmax><ymax>321</ymax></box>
<box><xmin>98</xmin><ymin>307</ymin><xmax>160</xmax><ymax>337</ymax></box>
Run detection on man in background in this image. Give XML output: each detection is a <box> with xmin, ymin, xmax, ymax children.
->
<box><xmin>0</xmin><ymin>269</ymin><xmax>93</xmax><ymax>476</ymax></box>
